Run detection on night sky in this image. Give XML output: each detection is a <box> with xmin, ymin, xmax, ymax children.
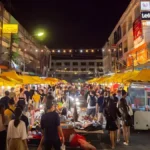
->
<box><xmin>3</xmin><ymin>0</ymin><xmax>130</xmax><ymax>49</ymax></box>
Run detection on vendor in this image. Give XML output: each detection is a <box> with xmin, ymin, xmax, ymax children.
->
<box><xmin>32</xmin><ymin>91</ymin><xmax>41</xmax><ymax>109</ymax></box>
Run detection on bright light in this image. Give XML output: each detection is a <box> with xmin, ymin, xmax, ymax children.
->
<box><xmin>108</xmin><ymin>49</ymin><xmax>111</xmax><ymax>52</ymax></box>
<box><xmin>58</xmin><ymin>50</ymin><xmax>60</xmax><ymax>53</ymax></box>
<box><xmin>75</xmin><ymin>98</ymin><xmax>79</xmax><ymax>102</ymax></box>
<box><xmin>2</xmin><ymin>86</ymin><xmax>4</xmax><ymax>89</ymax></box>
<box><xmin>63</xmin><ymin>50</ymin><xmax>66</xmax><ymax>53</ymax></box>
<box><xmin>36</xmin><ymin>49</ymin><xmax>38</xmax><ymax>52</ymax></box>
<box><xmin>119</xmin><ymin>48</ymin><xmax>122</xmax><ymax>51</ymax></box>
<box><xmin>40</xmin><ymin>104</ymin><xmax>43</xmax><ymax>108</ymax></box>
<box><xmin>76</xmin><ymin>102</ymin><xmax>80</xmax><ymax>106</ymax></box>
<box><xmin>80</xmin><ymin>49</ymin><xmax>83</xmax><ymax>53</ymax></box>
<box><xmin>69</xmin><ymin>96</ymin><xmax>74</xmax><ymax>101</ymax></box>
<box><xmin>91</xmin><ymin>49</ymin><xmax>94</xmax><ymax>52</ymax></box>
<box><xmin>41</xmin><ymin>50</ymin><xmax>43</xmax><ymax>52</ymax></box>
<box><xmin>86</xmin><ymin>49</ymin><xmax>88</xmax><ymax>53</ymax></box>
<box><xmin>24</xmin><ymin>49</ymin><xmax>26</xmax><ymax>51</ymax></box>
<box><xmin>52</xmin><ymin>50</ymin><xmax>55</xmax><ymax>53</ymax></box>
<box><xmin>102</xmin><ymin>49</ymin><xmax>105</xmax><ymax>52</ymax></box>
<box><xmin>37</xmin><ymin>32</ymin><xmax>44</xmax><ymax>37</ymax></box>
<box><xmin>114</xmin><ymin>49</ymin><xmax>116</xmax><ymax>51</ymax></box>
<box><xmin>7</xmin><ymin>86</ymin><xmax>11</xmax><ymax>90</ymax></box>
<box><xmin>69</xmin><ymin>49</ymin><xmax>72</xmax><ymax>53</ymax></box>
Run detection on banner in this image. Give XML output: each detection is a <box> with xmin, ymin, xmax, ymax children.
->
<box><xmin>133</xmin><ymin>16</ymin><xmax>143</xmax><ymax>45</ymax></box>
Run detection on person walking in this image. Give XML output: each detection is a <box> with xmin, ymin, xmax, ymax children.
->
<box><xmin>118</xmin><ymin>91</ymin><xmax>133</xmax><ymax>146</ymax></box>
<box><xmin>104</xmin><ymin>97</ymin><xmax>121</xmax><ymax>149</ymax></box>
<box><xmin>17</xmin><ymin>88</ymin><xmax>27</xmax><ymax>107</ymax></box>
<box><xmin>32</xmin><ymin>91</ymin><xmax>41</xmax><ymax>109</ymax></box>
<box><xmin>86</xmin><ymin>91</ymin><xmax>97</xmax><ymax>119</ymax></box>
<box><xmin>0</xmin><ymin>91</ymin><xmax>10</xmax><ymax>109</ymax></box>
<box><xmin>0</xmin><ymin>104</ymin><xmax>8</xmax><ymax>150</ymax></box>
<box><xmin>7</xmin><ymin>107</ymin><xmax>28</xmax><ymax>150</ymax></box>
<box><xmin>4</xmin><ymin>98</ymin><xmax>15</xmax><ymax>122</ymax></box>
<box><xmin>38</xmin><ymin>100</ymin><xmax>64</xmax><ymax>150</ymax></box>
<box><xmin>96</xmin><ymin>92</ymin><xmax>104</xmax><ymax>124</ymax></box>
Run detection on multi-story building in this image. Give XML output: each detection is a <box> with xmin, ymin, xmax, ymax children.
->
<box><xmin>103</xmin><ymin>0</ymin><xmax>150</xmax><ymax>74</ymax></box>
<box><xmin>0</xmin><ymin>2</ymin><xmax>50</xmax><ymax>76</ymax></box>
<box><xmin>49</xmin><ymin>49</ymin><xmax>103</xmax><ymax>82</ymax></box>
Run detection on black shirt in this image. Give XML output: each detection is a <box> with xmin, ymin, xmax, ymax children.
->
<box><xmin>97</xmin><ymin>96</ymin><xmax>104</xmax><ymax>112</ymax></box>
<box><xmin>41</xmin><ymin>111</ymin><xmax>60</xmax><ymax>142</ymax></box>
<box><xmin>0</xmin><ymin>96</ymin><xmax>10</xmax><ymax>109</ymax></box>
<box><xmin>24</xmin><ymin>90</ymin><xmax>30</xmax><ymax>102</ymax></box>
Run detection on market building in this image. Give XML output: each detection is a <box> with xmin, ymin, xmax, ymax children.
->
<box><xmin>103</xmin><ymin>0</ymin><xmax>150</xmax><ymax>74</ymax></box>
<box><xmin>49</xmin><ymin>49</ymin><xmax>103</xmax><ymax>82</ymax></box>
<box><xmin>0</xmin><ymin>2</ymin><xmax>50</xmax><ymax>76</ymax></box>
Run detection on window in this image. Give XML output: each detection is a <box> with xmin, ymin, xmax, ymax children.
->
<box><xmin>118</xmin><ymin>43</ymin><xmax>123</xmax><ymax>58</ymax></box>
<box><xmin>124</xmin><ymin>40</ymin><xmax>128</xmax><ymax>53</ymax></box>
<box><xmin>73</xmin><ymin>68</ymin><xmax>78</xmax><ymax>71</ymax></box>
<box><xmin>56</xmin><ymin>62</ymin><xmax>62</xmax><ymax>66</ymax></box>
<box><xmin>97</xmin><ymin>62</ymin><xmax>103</xmax><ymax>66</ymax></box>
<box><xmin>73</xmin><ymin>62</ymin><xmax>78</xmax><ymax>66</ymax></box>
<box><xmin>98</xmin><ymin>68</ymin><xmax>103</xmax><ymax>72</ymax></box>
<box><xmin>81</xmin><ymin>68</ymin><xmax>86</xmax><ymax>71</ymax></box>
<box><xmin>57</xmin><ymin>74</ymin><xmax>61</xmax><ymax>78</ymax></box>
<box><xmin>122</xmin><ymin>23</ymin><xmax>126</xmax><ymax>36</ymax></box>
<box><xmin>89</xmin><ymin>68</ymin><xmax>95</xmax><ymax>72</ymax></box>
<box><xmin>117</xmin><ymin>26</ymin><xmax>122</xmax><ymax>41</ymax></box>
<box><xmin>64</xmin><ymin>62</ymin><xmax>70</xmax><ymax>66</ymax></box>
<box><xmin>128</xmin><ymin>16</ymin><xmax>132</xmax><ymax>31</ymax></box>
<box><xmin>65</xmin><ymin>68</ymin><xmax>70</xmax><ymax>71</ymax></box>
<box><xmin>64</xmin><ymin>74</ymin><xmax>70</xmax><ymax>77</ymax></box>
<box><xmin>89</xmin><ymin>62</ymin><xmax>94</xmax><ymax>66</ymax></box>
<box><xmin>114</xmin><ymin>31</ymin><xmax>117</xmax><ymax>44</ymax></box>
<box><xmin>81</xmin><ymin>62</ymin><xmax>86</xmax><ymax>66</ymax></box>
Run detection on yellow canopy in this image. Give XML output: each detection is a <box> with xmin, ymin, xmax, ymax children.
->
<box><xmin>19</xmin><ymin>75</ymin><xmax>39</xmax><ymax>84</ymax></box>
<box><xmin>31</xmin><ymin>76</ymin><xmax>46</xmax><ymax>84</ymax></box>
<box><xmin>0</xmin><ymin>77</ymin><xmax>16</xmax><ymax>86</ymax></box>
<box><xmin>44</xmin><ymin>77</ymin><xmax>60</xmax><ymax>85</ymax></box>
<box><xmin>128</xmin><ymin>69</ymin><xmax>150</xmax><ymax>82</ymax></box>
<box><xmin>0</xmin><ymin>71</ymin><xmax>23</xmax><ymax>82</ymax></box>
<box><xmin>87</xmin><ymin>78</ymin><xmax>100</xmax><ymax>83</ymax></box>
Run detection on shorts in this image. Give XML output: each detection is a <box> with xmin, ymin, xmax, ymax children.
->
<box><xmin>106</xmin><ymin>119</ymin><xmax>118</xmax><ymax>131</ymax></box>
<box><xmin>44</xmin><ymin>139</ymin><xmax>61</xmax><ymax>150</ymax></box>
<box><xmin>87</xmin><ymin>108</ymin><xmax>96</xmax><ymax>117</ymax></box>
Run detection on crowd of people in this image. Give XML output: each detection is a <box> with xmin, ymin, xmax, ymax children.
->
<box><xmin>84</xmin><ymin>85</ymin><xmax>133</xmax><ymax>149</ymax></box>
<box><xmin>0</xmin><ymin>83</ymin><xmax>134</xmax><ymax>150</ymax></box>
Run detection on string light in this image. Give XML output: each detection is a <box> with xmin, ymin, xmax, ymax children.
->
<box><xmin>119</xmin><ymin>48</ymin><xmax>122</xmax><ymax>51</ymax></box>
<box><xmin>108</xmin><ymin>49</ymin><xmax>111</xmax><ymax>52</ymax></box>
<box><xmin>56</xmin><ymin>69</ymin><xmax>92</xmax><ymax>74</ymax></box>
<box><xmin>58</xmin><ymin>50</ymin><xmax>60</xmax><ymax>53</ymax></box>
<box><xmin>69</xmin><ymin>49</ymin><xmax>72</xmax><ymax>53</ymax></box>
<box><xmin>63</xmin><ymin>50</ymin><xmax>66</xmax><ymax>53</ymax></box>
<box><xmin>91</xmin><ymin>49</ymin><xmax>94</xmax><ymax>52</ymax></box>
<box><xmin>86</xmin><ymin>49</ymin><xmax>88</xmax><ymax>53</ymax></box>
<box><xmin>102</xmin><ymin>49</ymin><xmax>105</xmax><ymax>52</ymax></box>
<box><xmin>41</xmin><ymin>50</ymin><xmax>43</xmax><ymax>52</ymax></box>
<box><xmin>80</xmin><ymin>49</ymin><xmax>83</xmax><ymax>53</ymax></box>
<box><xmin>52</xmin><ymin>50</ymin><xmax>55</xmax><ymax>53</ymax></box>
<box><xmin>36</xmin><ymin>49</ymin><xmax>38</xmax><ymax>52</ymax></box>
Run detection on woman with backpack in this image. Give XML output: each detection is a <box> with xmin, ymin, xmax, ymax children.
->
<box><xmin>118</xmin><ymin>94</ymin><xmax>133</xmax><ymax>146</ymax></box>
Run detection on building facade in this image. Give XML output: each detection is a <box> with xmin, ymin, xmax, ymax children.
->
<box><xmin>49</xmin><ymin>49</ymin><xmax>103</xmax><ymax>82</ymax></box>
<box><xmin>103</xmin><ymin>0</ymin><xmax>150</xmax><ymax>74</ymax></box>
<box><xmin>0</xmin><ymin>2</ymin><xmax>50</xmax><ymax>76</ymax></box>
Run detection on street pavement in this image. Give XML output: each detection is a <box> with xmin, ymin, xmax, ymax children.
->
<box><xmin>88</xmin><ymin>130</ymin><xmax>150</xmax><ymax>150</ymax></box>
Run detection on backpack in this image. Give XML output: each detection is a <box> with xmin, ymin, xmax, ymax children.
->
<box><xmin>8</xmin><ymin>108</ymin><xmax>15</xmax><ymax>119</ymax></box>
<box><xmin>89</xmin><ymin>95</ymin><xmax>96</xmax><ymax>107</ymax></box>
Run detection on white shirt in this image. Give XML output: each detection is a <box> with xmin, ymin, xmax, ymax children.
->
<box><xmin>0</xmin><ymin>114</ymin><xmax>8</xmax><ymax>132</ymax></box>
<box><xmin>7</xmin><ymin>120</ymin><xmax>27</xmax><ymax>140</ymax></box>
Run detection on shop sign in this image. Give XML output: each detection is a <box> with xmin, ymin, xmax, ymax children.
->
<box><xmin>141</xmin><ymin>12</ymin><xmax>150</xmax><ymax>20</ymax></box>
<box><xmin>133</xmin><ymin>16</ymin><xmax>143</xmax><ymax>45</ymax></box>
<box><xmin>2</xmin><ymin>24</ymin><xmax>18</xmax><ymax>34</ymax></box>
<box><xmin>142</xmin><ymin>21</ymin><xmax>150</xmax><ymax>26</ymax></box>
<box><xmin>141</xmin><ymin>1</ymin><xmax>150</xmax><ymax>11</ymax></box>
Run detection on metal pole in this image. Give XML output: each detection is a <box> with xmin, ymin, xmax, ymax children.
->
<box><xmin>9</xmin><ymin>34</ymin><xmax>13</xmax><ymax>69</ymax></box>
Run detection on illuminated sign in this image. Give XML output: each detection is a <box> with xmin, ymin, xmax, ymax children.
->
<box><xmin>141</xmin><ymin>1</ymin><xmax>150</xmax><ymax>11</ymax></box>
<box><xmin>2</xmin><ymin>24</ymin><xmax>18</xmax><ymax>34</ymax></box>
<box><xmin>141</xmin><ymin>12</ymin><xmax>150</xmax><ymax>20</ymax></box>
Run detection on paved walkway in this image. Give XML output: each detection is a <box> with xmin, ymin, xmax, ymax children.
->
<box><xmin>88</xmin><ymin>130</ymin><xmax>150</xmax><ymax>150</ymax></box>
